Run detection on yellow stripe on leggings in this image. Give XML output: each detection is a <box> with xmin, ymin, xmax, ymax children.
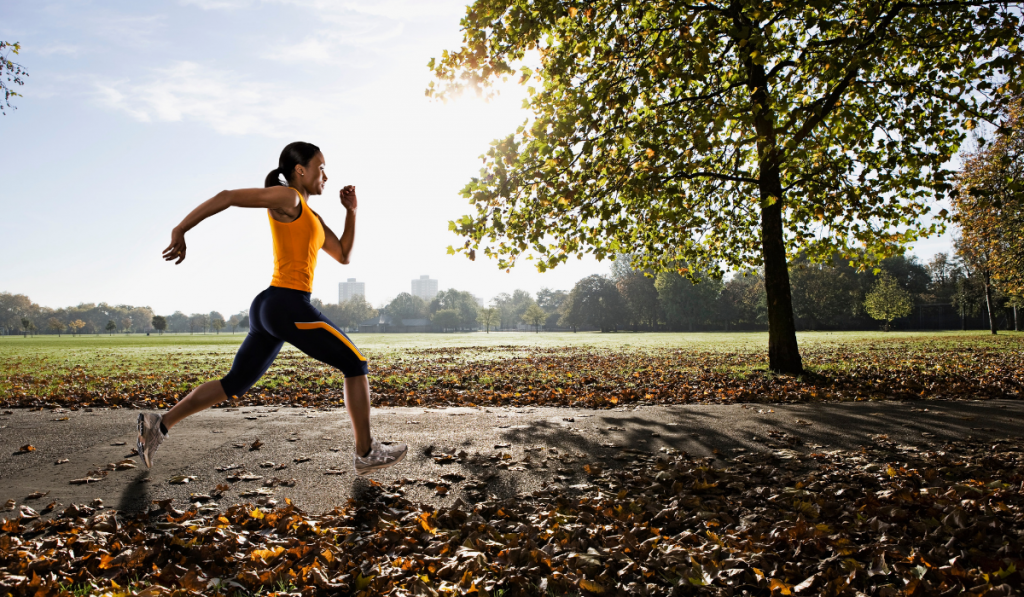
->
<box><xmin>294</xmin><ymin>322</ymin><xmax>367</xmax><ymax>361</ymax></box>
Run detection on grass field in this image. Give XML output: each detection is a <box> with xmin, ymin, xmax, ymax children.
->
<box><xmin>1</xmin><ymin>330</ymin><xmax>1021</xmax><ymax>409</ymax></box>
<box><xmin>1</xmin><ymin>328</ymin><xmax>1017</xmax><ymax>360</ymax></box>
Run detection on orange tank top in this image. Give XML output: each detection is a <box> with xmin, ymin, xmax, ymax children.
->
<box><xmin>269</xmin><ymin>188</ymin><xmax>324</xmax><ymax>293</ymax></box>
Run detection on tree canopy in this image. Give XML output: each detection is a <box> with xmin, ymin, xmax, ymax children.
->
<box><xmin>1</xmin><ymin>41</ymin><xmax>28</xmax><ymax>115</ymax></box>
<box><xmin>954</xmin><ymin>99</ymin><xmax>1024</xmax><ymax>300</ymax></box>
<box><xmin>387</xmin><ymin>292</ymin><xmax>429</xmax><ymax>320</ymax></box>
<box><xmin>559</xmin><ymin>274</ymin><xmax>628</xmax><ymax>332</ymax></box>
<box><xmin>432</xmin><ymin>0</ymin><xmax>1024</xmax><ymax>372</ymax></box>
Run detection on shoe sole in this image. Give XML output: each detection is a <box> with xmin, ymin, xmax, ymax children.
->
<box><xmin>137</xmin><ymin>414</ymin><xmax>152</xmax><ymax>468</ymax></box>
<box><xmin>355</xmin><ymin>448</ymin><xmax>407</xmax><ymax>476</ymax></box>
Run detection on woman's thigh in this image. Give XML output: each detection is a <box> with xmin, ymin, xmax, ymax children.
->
<box><xmin>263</xmin><ymin>299</ymin><xmax>368</xmax><ymax>378</ymax></box>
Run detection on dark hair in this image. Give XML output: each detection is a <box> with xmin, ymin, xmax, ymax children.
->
<box><xmin>265</xmin><ymin>141</ymin><xmax>321</xmax><ymax>187</ymax></box>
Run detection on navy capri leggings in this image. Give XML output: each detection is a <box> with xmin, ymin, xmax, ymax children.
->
<box><xmin>220</xmin><ymin>286</ymin><xmax>368</xmax><ymax>398</ymax></box>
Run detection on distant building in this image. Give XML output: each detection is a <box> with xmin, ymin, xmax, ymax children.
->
<box><xmin>472</xmin><ymin>294</ymin><xmax>485</xmax><ymax>308</ymax></box>
<box><xmin>339</xmin><ymin>278</ymin><xmax>365</xmax><ymax>303</ymax></box>
<box><xmin>412</xmin><ymin>275</ymin><xmax>438</xmax><ymax>302</ymax></box>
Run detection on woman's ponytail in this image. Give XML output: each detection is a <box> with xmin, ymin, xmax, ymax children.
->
<box><xmin>266</xmin><ymin>142</ymin><xmax>321</xmax><ymax>188</ymax></box>
<box><xmin>265</xmin><ymin>167</ymin><xmax>283</xmax><ymax>188</ymax></box>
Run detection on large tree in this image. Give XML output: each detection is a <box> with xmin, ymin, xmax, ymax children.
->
<box><xmin>0</xmin><ymin>292</ymin><xmax>37</xmax><ymax>335</ymax></box>
<box><xmin>477</xmin><ymin>307</ymin><xmax>500</xmax><ymax>332</ymax></box>
<box><xmin>719</xmin><ymin>271</ymin><xmax>768</xmax><ymax>330</ymax></box>
<box><xmin>789</xmin><ymin>257</ymin><xmax>861</xmax><ymax>329</ymax></box>
<box><xmin>612</xmin><ymin>254</ymin><xmax>662</xmax><ymax>331</ymax></box>
<box><xmin>655</xmin><ymin>269</ymin><xmax>723</xmax><ymax>331</ymax></box>
<box><xmin>953</xmin><ymin>98</ymin><xmax>1024</xmax><ymax>334</ymax></box>
<box><xmin>864</xmin><ymin>273</ymin><xmax>914</xmax><ymax>331</ymax></box>
<box><xmin>522</xmin><ymin>302</ymin><xmax>548</xmax><ymax>331</ymax></box>
<box><xmin>560</xmin><ymin>274</ymin><xmax>628</xmax><ymax>332</ymax></box>
<box><xmin>431</xmin><ymin>0</ymin><xmax>1023</xmax><ymax>373</ymax></box>
<box><xmin>430</xmin><ymin>289</ymin><xmax>481</xmax><ymax>330</ymax></box>
<box><xmin>386</xmin><ymin>292</ymin><xmax>429</xmax><ymax>320</ymax></box>
<box><xmin>536</xmin><ymin>287</ymin><xmax>569</xmax><ymax>329</ymax></box>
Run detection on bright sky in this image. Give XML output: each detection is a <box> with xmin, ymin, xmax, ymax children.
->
<box><xmin>1</xmin><ymin>0</ymin><xmax>953</xmax><ymax>315</ymax></box>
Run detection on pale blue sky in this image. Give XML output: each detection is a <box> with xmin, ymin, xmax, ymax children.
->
<box><xmin>1</xmin><ymin>0</ymin><xmax>953</xmax><ymax>315</ymax></box>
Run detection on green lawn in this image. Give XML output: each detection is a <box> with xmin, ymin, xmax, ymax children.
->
<box><xmin>1</xmin><ymin>328</ymin><xmax>1016</xmax><ymax>355</ymax></box>
<box><xmin>0</xmin><ymin>329</ymin><xmax>1019</xmax><ymax>380</ymax></box>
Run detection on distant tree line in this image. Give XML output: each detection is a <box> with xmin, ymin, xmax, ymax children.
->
<box><xmin>0</xmin><ymin>296</ymin><xmax>257</xmax><ymax>337</ymax></box>
<box><xmin>3</xmin><ymin>242</ymin><xmax>1019</xmax><ymax>337</ymax></box>
<box><xmin>596</xmin><ymin>250</ymin><xmax>1021</xmax><ymax>333</ymax></box>
<box><xmin>0</xmin><ymin>297</ymin><xmax>156</xmax><ymax>337</ymax></box>
<box><xmin>321</xmin><ymin>247</ymin><xmax>1020</xmax><ymax>334</ymax></box>
<box><xmin>152</xmin><ymin>311</ymin><xmax>251</xmax><ymax>335</ymax></box>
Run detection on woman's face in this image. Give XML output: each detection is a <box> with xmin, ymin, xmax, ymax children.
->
<box><xmin>295</xmin><ymin>152</ymin><xmax>327</xmax><ymax>195</ymax></box>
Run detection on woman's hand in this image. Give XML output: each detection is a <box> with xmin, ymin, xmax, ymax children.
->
<box><xmin>163</xmin><ymin>227</ymin><xmax>187</xmax><ymax>264</ymax></box>
<box><xmin>340</xmin><ymin>185</ymin><xmax>357</xmax><ymax>211</ymax></box>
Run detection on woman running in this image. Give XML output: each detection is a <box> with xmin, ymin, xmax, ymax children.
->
<box><xmin>137</xmin><ymin>141</ymin><xmax>407</xmax><ymax>476</ymax></box>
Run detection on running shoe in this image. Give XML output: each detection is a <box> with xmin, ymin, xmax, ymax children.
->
<box><xmin>137</xmin><ymin>413</ymin><xmax>167</xmax><ymax>468</ymax></box>
<box><xmin>354</xmin><ymin>438</ymin><xmax>407</xmax><ymax>476</ymax></box>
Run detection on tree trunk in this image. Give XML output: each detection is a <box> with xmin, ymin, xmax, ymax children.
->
<box><xmin>1015</xmin><ymin>306</ymin><xmax>1020</xmax><ymax>332</ymax></box>
<box><xmin>983</xmin><ymin>270</ymin><xmax>997</xmax><ymax>335</ymax></box>
<box><xmin>759</xmin><ymin>189</ymin><xmax>804</xmax><ymax>373</ymax></box>
<box><xmin>747</xmin><ymin>41</ymin><xmax>803</xmax><ymax>374</ymax></box>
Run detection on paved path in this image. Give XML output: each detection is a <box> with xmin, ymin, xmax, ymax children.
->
<box><xmin>2</xmin><ymin>400</ymin><xmax>1022</xmax><ymax>517</ymax></box>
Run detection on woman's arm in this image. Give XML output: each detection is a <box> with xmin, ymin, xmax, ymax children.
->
<box><xmin>163</xmin><ymin>187</ymin><xmax>300</xmax><ymax>264</ymax></box>
<box><xmin>319</xmin><ymin>185</ymin><xmax>357</xmax><ymax>264</ymax></box>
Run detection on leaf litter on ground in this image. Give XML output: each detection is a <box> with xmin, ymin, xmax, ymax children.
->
<box><xmin>2</xmin><ymin>338</ymin><xmax>1022</xmax><ymax>411</ymax></box>
<box><xmin>2</xmin><ymin>433</ymin><xmax>1023</xmax><ymax>596</ymax></box>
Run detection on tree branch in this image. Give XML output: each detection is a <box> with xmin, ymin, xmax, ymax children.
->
<box><xmin>790</xmin><ymin>3</ymin><xmax>908</xmax><ymax>148</ymax></box>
